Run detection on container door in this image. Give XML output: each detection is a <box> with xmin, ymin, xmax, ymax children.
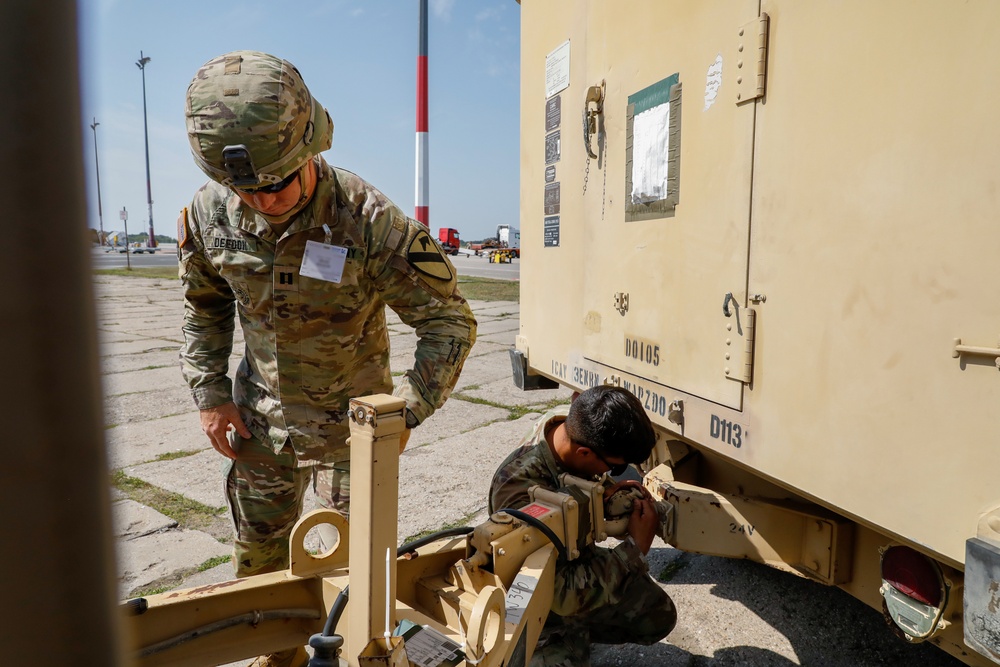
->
<box><xmin>577</xmin><ymin>0</ymin><xmax>761</xmax><ymax>410</ymax></box>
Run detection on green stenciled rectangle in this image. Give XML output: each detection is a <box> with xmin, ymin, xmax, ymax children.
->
<box><xmin>628</xmin><ymin>73</ymin><xmax>679</xmax><ymax>115</ymax></box>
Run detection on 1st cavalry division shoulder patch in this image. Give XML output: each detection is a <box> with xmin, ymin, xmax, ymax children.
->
<box><xmin>406</xmin><ymin>229</ymin><xmax>453</xmax><ymax>281</ymax></box>
<box><xmin>177</xmin><ymin>208</ymin><xmax>191</xmax><ymax>249</ymax></box>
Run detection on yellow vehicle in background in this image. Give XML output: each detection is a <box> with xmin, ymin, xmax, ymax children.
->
<box><xmin>510</xmin><ymin>1</ymin><xmax>1000</xmax><ymax>665</ymax></box>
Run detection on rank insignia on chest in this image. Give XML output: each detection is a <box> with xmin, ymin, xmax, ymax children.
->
<box><xmin>406</xmin><ymin>229</ymin><xmax>453</xmax><ymax>281</ymax></box>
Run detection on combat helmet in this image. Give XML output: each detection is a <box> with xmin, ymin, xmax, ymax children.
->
<box><xmin>185</xmin><ymin>51</ymin><xmax>333</xmax><ymax>188</ymax></box>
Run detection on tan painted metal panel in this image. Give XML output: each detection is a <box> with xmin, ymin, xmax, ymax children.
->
<box><xmin>748</xmin><ymin>0</ymin><xmax>1000</xmax><ymax>567</ymax></box>
<box><xmin>519</xmin><ymin>0</ymin><xmax>1000</xmax><ymax>570</ymax></box>
<box><xmin>522</xmin><ymin>0</ymin><xmax>758</xmax><ymax>410</ymax></box>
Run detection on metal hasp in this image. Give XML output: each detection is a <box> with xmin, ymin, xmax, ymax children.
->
<box><xmin>645</xmin><ymin>465</ymin><xmax>854</xmax><ymax>585</ymax></box>
<box><xmin>735</xmin><ymin>14</ymin><xmax>769</xmax><ymax>104</ymax></box>
<box><xmin>347</xmin><ymin>394</ymin><xmax>407</xmax><ymax>659</ymax></box>
<box><xmin>722</xmin><ymin>293</ymin><xmax>756</xmax><ymax>384</ymax></box>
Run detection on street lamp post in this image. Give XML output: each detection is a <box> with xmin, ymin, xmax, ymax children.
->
<box><xmin>136</xmin><ymin>51</ymin><xmax>156</xmax><ymax>248</ymax></box>
<box><xmin>89</xmin><ymin>118</ymin><xmax>106</xmax><ymax>249</ymax></box>
<box><xmin>120</xmin><ymin>207</ymin><xmax>131</xmax><ymax>270</ymax></box>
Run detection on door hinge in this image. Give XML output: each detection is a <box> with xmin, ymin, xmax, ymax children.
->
<box><xmin>736</xmin><ymin>13</ymin><xmax>769</xmax><ymax>105</ymax></box>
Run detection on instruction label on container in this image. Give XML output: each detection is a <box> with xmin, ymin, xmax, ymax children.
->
<box><xmin>544</xmin><ymin>216</ymin><xmax>560</xmax><ymax>247</ymax></box>
<box><xmin>546</xmin><ymin>95</ymin><xmax>561</xmax><ymax>131</ymax></box>
<box><xmin>545</xmin><ymin>40</ymin><xmax>570</xmax><ymax>98</ymax></box>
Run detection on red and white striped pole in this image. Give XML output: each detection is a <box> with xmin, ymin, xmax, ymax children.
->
<box><xmin>415</xmin><ymin>0</ymin><xmax>429</xmax><ymax>226</ymax></box>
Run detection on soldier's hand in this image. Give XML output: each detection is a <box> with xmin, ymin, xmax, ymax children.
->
<box><xmin>603</xmin><ymin>479</ymin><xmax>653</xmax><ymax>502</ymax></box>
<box><xmin>626</xmin><ymin>498</ymin><xmax>658</xmax><ymax>555</ymax></box>
<box><xmin>200</xmin><ymin>402</ymin><xmax>252</xmax><ymax>460</ymax></box>
<box><xmin>398</xmin><ymin>428</ymin><xmax>411</xmax><ymax>454</ymax></box>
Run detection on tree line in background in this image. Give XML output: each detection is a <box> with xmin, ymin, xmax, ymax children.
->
<box><xmin>88</xmin><ymin>229</ymin><xmax>177</xmax><ymax>246</ymax></box>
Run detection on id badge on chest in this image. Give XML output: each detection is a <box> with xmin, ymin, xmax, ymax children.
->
<box><xmin>300</xmin><ymin>240</ymin><xmax>347</xmax><ymax>283</ymax></box>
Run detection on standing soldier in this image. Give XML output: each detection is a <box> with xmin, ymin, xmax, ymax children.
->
<box><xmin>179</xmin><ymin>50</ymin><xmax>477</xmax><ymax>667</ymax></box>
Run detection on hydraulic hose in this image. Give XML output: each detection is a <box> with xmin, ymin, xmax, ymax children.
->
<box><xmin>497</xmin><ymin>508</ymin><xmax>568</xmax><ymax>561</ymax></box>
<box><xmin>317</xmin><ymin>525</ymin><xmax>476</xmax><ymax>638</ymax></box>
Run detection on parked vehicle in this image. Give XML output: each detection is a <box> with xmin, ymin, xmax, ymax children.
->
<box><xmin>437</xmin><ymin>227</ymin><xmax>461</xmax><ymax>255</ymax></box>
<box><xmin>511</xmin><ymin>2</ymin><xmax>1000</xmax><ymax>665</ymax></box>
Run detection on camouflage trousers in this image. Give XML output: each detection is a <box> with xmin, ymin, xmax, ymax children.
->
<box><xmin>530</xmin><ymin>571</ymin><xmax>677</xmax><ymax>667</ymax></box>
<box><xmin>224</xmin><ymin>433</ymin><xmax>350</xmax><ymax>578</ymax></box>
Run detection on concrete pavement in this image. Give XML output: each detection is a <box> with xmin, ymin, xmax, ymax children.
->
<box><xmin>96</xmin><ymin>274</ymin><xmax>962</xmax><ymax>667</ymax></box>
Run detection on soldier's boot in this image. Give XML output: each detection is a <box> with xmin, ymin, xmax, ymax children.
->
<box><xmin>248</xmin><ymin>646</ymin><xmax>309</xmax><ymax>667</ymax></box>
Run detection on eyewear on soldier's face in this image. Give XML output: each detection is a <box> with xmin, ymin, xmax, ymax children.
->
<box><xmin>233</xmin><ymin>170</ymin><xmax>299</xmax><ymax>195</ymax></box>
<box><xmin>590</xmin><ymin>448</ymin><xmax>630</xmax><ymax>476</ymax></box>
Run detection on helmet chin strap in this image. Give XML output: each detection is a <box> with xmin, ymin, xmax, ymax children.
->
<box><xmin>258</xmin><ymin>159</ymin><xmax>317</xmax><ymax>225</ymax></box>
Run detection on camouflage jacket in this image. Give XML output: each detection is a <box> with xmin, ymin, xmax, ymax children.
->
<box><xmin>179</xmin><ymin>158</ymin><xmax>477</xmax><ymax>465</ymax></box>
<box><xmin>489</xmin><ymin>408</ymin><xmax>649</xmax><ymax>618</ymax></box>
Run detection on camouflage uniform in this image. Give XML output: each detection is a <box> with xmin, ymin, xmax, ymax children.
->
<box><xmin>179</xmin><ymin>159</ymin><xmax>477</xmax><ymax>576</ymax></box>
<box><xmin>489</xmin><ymin>408</ymin><xmax>676</xmax><ymax>666</ymax></box>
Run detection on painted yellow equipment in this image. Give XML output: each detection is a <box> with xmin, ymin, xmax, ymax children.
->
<box><xmin>488</xmin><ymin>249</ymin><xmax>516</xmax><ymax>264</ymax></box>
<box><xmin>125</xmin><ymin>395</ymin><xmax>644</xmax><ymax>666</ymax></box>
<box><xmin>510</xmin><ymin>0</ymin><xmax>1000</xmax><ymax>665</ymax></box>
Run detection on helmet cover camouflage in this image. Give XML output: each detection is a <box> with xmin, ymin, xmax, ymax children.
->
<box><xmin>185</xmin><ymin>51</ymin><xmax>333</xmax><ymax>187</ymax></box>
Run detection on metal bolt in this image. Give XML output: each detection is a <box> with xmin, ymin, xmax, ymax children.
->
<box><xmin>497</xmin><ymin>548</ymin><xmax>506</xmax><ymax>557</ymax></box>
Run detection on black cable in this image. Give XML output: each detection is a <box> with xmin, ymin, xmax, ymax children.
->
<box><xmin>497</xmin><ymin>508</ymin><xmax>568</xmax><ymax>561</ymax></box>
<box><xmin>316</xmin><ymin>525</ymin><xmax>475</xmax><ymax>639</ymax></box>
<box><xmin>396</xmin><ymin>525</ymin><xmax>474</xmax><ymax>557</ymax></box>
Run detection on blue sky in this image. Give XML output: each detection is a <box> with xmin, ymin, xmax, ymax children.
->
<box><xmin>79</xmin><ymin>0</ymin><xmax>521</xmax><ymax>244</ymax></box>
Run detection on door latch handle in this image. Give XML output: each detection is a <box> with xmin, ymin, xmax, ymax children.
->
<box><xmin>953</xmin><ymin>338</ymin><xmax>1000</xmax><ymax>369</ymax></box>
<box><xmin>583</xmin><ymin>81</ymin><xmax>605</xmax><ymax>159</ymax></box>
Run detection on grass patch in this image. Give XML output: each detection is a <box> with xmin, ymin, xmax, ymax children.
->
<box><xmin>111</xmin><ymin>470</ymin><xmax>230</xmax><ymax>540</ymax></box>
<box><xmin>508</xmin><ymin>398</ymin><xmax>570</xmax><ymax>420</ymax></box>
<box><xmin>128</xmin><ymin>554</ymin><xmax>233</xmax><ymax>599</ymax></box>
<box><xmin>95</xmin><ymin>267</ymin><xmax>518</xmax><ymax>301</ymax></box>
<box><xmin>197</xmin><ymin>555</ymin><xmax>232</xmax><ymax>572</ymax></box>
<box><xmin>154</xmin><ymin>450</ymin><xmax>200</xmax><ymax>462</ymax></box>
<box><xmin>457</xmin><ymin>276</ymin><xmax>518</xmax><ymax>302</ymax></box>
<box><xmin>130</xmin><ymin>584</ymin><xmax>172</xmax><ymax>598</ymax></box>
<box><xmin>452</xmin><ymin>392</ymin><xmax>570</xmax><ymax>421</ymax></box>
<box><xmin>656</xmin><ymin>554</ymin><xmax>690</xmax><ymax>583</ymax></box>
<box><xmin>95</xmin><ymin>266</ymin><xmax>178</xmax><ymax>280</ymax></box>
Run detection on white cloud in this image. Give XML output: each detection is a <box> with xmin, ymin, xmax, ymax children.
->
<box><xmin>430</xmin><ymin>0</ymin><xmax>455</xmax><ymax>20</ymax></box>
